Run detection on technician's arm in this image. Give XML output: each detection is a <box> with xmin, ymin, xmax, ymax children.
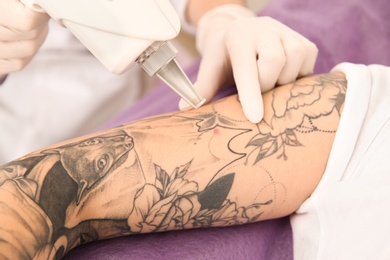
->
<box><xmin>0</xmin><ymin>72</ymin><xmax>346</xmax><ymax>259</ymax></box>
<box><xmin>0</xmin><ymin>0</ymin><xmax>49</xmax><ymax>79</ymax></box>
<box><xmin>186</xmin><ymin>0</ymin><xmax>246</xmax><ymax>26</ymax></box>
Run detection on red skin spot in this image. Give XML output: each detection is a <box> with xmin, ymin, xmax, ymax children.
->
<box><xmin>214</xmin><ymin>128</ymin><xmax>219</xmax><ymax>134</ymax></box>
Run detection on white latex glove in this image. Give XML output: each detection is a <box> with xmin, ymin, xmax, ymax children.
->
<box><xmin>0</xmin><ymin>0</ymin><xmax>50</xmax><ymax>78</ymax></box>
<box><xmin>179</xmin><ymin>5</ymin><xmax>318</xmax><ymax>123</ymax></box>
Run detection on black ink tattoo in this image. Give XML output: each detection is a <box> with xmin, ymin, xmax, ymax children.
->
<box><xmin>0</xmin><ymin>73</ymin><xmax>346</xmax><ymax>259</ymax></box>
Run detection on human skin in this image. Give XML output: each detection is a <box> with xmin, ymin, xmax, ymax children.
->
<box><xmin>187</xmin><ymin>0</ymin><xmax>246</xmax><ymax>26</ymax></box>
<box><xmin>0</xmin><ymin>72</ymin><xmax>346</xmax><ymax>259</ymax></box>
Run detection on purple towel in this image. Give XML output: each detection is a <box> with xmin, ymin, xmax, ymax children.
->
<box><xmin>65</xmin><ymin>0</ymin><xmax>390</xmax><ymax>259</ymax></box>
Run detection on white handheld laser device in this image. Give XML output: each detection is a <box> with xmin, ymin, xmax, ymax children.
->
<box><xmin>21</xmin><ymin>0</ymin><xmax>206</xmax><ymax>108</ymax></box>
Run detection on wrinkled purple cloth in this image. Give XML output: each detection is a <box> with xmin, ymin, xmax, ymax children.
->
<box><xmin>65</xmin><ymin>219</ymin><xmax>292</xmax><ymax>260</ymax></box>
<box><xmin>65</xmin><ymin>0</ymin><xmax>390</xmax><ymax>259</ymax></box>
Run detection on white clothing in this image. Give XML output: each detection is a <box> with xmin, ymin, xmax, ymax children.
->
<box><xmin>291</xmin><ymin>63</ymin><xmax>390</xmax><ymax>259</ymax></box>
<box><xmin>0</xmin><ymin>1</ymin><xmax>190</xmax><ymax>165</ymax></box>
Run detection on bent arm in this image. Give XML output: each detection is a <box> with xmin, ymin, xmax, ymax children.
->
<box><xmin>0</xmin><ymin>72</ymin><xmax>346</xmax><ymax>259</ymax></box>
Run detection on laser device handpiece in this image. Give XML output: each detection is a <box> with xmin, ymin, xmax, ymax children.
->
<box><xmin>21</xmin><ymin>0</ymin><xmax>206</xmax><ymax>108</ymax></box>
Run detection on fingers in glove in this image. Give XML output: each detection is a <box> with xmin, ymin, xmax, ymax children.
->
<box><xmin>228</xmin><ymin>39</ymin><xmax>264</xmax><ymax>123</ymax></box>
<box><xmin>180</xmin><ymin>48</ymin><xmax>229</xmax><ymax>110</ymax></box>
<box><xmin>0</xmin><ymin>22</ymin><xmax>48</xmax><ymax>41</ymax></box>
<box><xmin>298</xmin><ymin>40</ymin><xmax>318</xmax><ymax>77</ymax></box>
<box><xmin>275</xmin><ymin>19</ymin><xmax>318</xmax><ymax>78</ymax></box>
<box><xmin>0</xmin><ymin>58</ymin><xmax>31</xmax><ymax>74</ymax></box>
<box><xmin>256</xmin><ymin>39</ymin><xmax>286</xmax><ymax>92</ymax></box>
<box><xmin>0</xmin><ymin>0</ymin><xmax>49</xmax><ymax>30</ymax></box>
<box><xmin>277</xmin><ymin>36</ymin><xmax>307</xmax><ymax>85</ymax></box>
<box><xmin>0</xmin><ymin>26</ymin><xmax>48</xmax><ymax>59</ymax></box>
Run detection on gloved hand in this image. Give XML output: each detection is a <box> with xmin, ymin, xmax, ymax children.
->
<box><xmin>0</xmin><ymin>0</ymin><xmax>50</xmax><ymax>79</ymax></box>
<box><xmin>179</xmin><ymin>4</ymin><xmax>318</xmax><ymax>123</ymax></box>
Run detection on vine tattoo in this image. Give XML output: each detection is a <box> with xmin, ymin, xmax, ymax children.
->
<box><xmin>0</xmin><ymin>73</ymin><xmax>346</xmax><ymax>259</ymax></box>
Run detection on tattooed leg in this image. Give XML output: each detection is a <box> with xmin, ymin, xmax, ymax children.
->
<box><xmin>0</xmin><ymin>72</ymin><xmax>346</xmax><ymax>259</ymax></box>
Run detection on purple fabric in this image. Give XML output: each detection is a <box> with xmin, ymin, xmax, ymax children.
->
<box><xmin>65</xmin><ymin>218</ymin><xmax>292</xmax><ymax>260</ymax></box>
<box><xmin>260</xmin><ymin>0</ymin><xmax>390</xmax><ymax>74</ymax></box>
<box><xmin>66</xmin><ymin>0</ymin><xmax>390</xmax><ymax>259</ymax></box>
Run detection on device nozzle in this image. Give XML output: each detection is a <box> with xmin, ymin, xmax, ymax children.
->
<box><xmin>137</xmin><ymin>41</ymin><xmax>206</xmax><ymax>109</ymax></box>
<box><xmin>157</xmin><ymin>58</ymin><xmax>206</xmax><ymax>108</ymax></box>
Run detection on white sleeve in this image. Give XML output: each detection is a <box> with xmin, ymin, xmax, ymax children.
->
<box><xmin>169</xmin><ymin>0</ymin><xmax>197</xmax><ymax>35</ymax></box>
<box><xmin>291</xmin><ymin>63</ymin><xmax>390</xmax><ymax>260</ymax></box>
